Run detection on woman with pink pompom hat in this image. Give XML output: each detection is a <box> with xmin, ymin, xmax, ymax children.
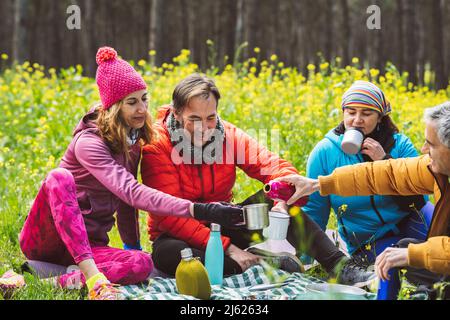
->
<box><xmin>0</xmin><ymin>47</ymin><xmax>242</xmax><ymax>300</ymax></box>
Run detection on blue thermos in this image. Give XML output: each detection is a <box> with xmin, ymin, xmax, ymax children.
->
<box><xmin>377</xmin><ymin>268</ymin><xmax>401</xmax><ymax>300</ymax></box>
<box><xmin>205</xmin><ymin>223</ymin><xmax>224</xmax><ymax>286</ymax></box>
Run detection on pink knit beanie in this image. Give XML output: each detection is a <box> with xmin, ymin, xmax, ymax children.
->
<box><xmin>95</xmin><ymin>47</ymin><xmax>147</xmax><ymax>110</ymax></box>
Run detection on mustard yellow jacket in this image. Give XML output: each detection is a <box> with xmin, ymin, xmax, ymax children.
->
<box><xmin>319</xmin><ymin>155</ymin><xmax>450</xmax><ymax>275</ymax></box>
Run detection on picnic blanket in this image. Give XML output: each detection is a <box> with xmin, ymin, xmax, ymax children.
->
<box><xmin>119</xmin><ymin>265</ymin><xmax>376</xmax><ymax>300</ymax></box>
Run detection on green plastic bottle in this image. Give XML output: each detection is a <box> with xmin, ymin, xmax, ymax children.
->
<box><xmin>175</xmin><ymin>248</ymin><xmax>212</xmax><ymax>300</ymax></box>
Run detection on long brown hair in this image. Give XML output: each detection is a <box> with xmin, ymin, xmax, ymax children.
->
<box><xmin>95</xmin><ymin>101</ymin><xmax>156</xmax><ymax>161</ymax></box>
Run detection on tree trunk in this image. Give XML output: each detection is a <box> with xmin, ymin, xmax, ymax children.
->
<box><xmin>271</xmin><ymin>0</ymin><xmax>281</xmax><ymax>58</ymax></box>
<box><xmin>78</xmin><ymin>0</ymin><xmax>95</xmax><ymax>74</ymax></box>
<box><xmin>244</xmin><ymin>0</ymin><xmax>258</xmax><ymax>60</ymax></box>
<box><xmin>373</xmin><ymin>0</ymin><xmax>383</xmax><ymax>71</ymax></box>
<box><xmin>12</xmin><ymin>0</ymin><xmax>29</xmax><ymax>63</ymax></box>
<box><xmin>234</xmin><ymin>0</ymin><xmax>245</xmax><ymax>62</ymax></box>
<box><xmin>290</xmin><ymin>0</ymin><xmax>303</xmax><ymax>67</ymax></box>
<box><xmin>181</xmin><ymin>1</ymin><xmax>189</xmax><ymax>50</ymax></box>
<box><xmin>223</xmin><ymin>0</ymin><xmax>237</xmax><ymax>66</ymax></box>
<box><xmin>0</xmin><ymin>0</ymin><xmax>14</xmax><ymax>57</ymax></box>
<box><xmin>340</xmin><ymin>0</ymin><xmax>351</xmax><ymax>66</ymax></box>
<box><xmin>416</xmin><ymin>0</ymin><xmax>426</xmax><ymax>86</ymax></box>
<box><xmin>49</xmin><ymin>1</ymin><xmax>63</xmax><ymax>68</ymax></box>
<box><xmin>149</xmin><ymin>0</ymin><xmax>164</xmax><ymax>65</ymax></box>
<box><xmin>431</xmin><ymin>0</ymin><xmax>446</xmax><ymax>89</ymax></box>
<box><xmin>26</xmin><ymin>0</ymin><xmax>38</xmax><ymax>64</ymax></box>
<box><xmin>446</xmin><ymin>0</ymin><xmax>450</xmax><ymax>85</ymax></box>
<box><xmin>396</xmin><ymin>0</ymin><xmax>404</xmax><ymax>73</ymax></box>
<box><xmin>403</xmin><ymin>0</ymin><xmax>418</xmax><ymax>84</ymax></box>
<box><xmin>324</xmin><ymin>0</ymin><xmax>334</xmax><ymax>62</ymax></box>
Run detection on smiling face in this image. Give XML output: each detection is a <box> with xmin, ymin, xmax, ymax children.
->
<box><xmin>120</xmin><ymin>89</ymin><xmax>148</xmax><ymax>130</ymax></box>
<box><xmin>421</xmin><ymin>121</ymin><xmax>450</xmax><ymax>176</ymax></box>
<box><xmin>174</xmin><ymin>95</ymin><xmax>218</xmax><ymax>147</ymax></box>
<box><xmin>343</xmin><ymin>107</ymin><xmax>381</xmax><ymax>135</ymax></box>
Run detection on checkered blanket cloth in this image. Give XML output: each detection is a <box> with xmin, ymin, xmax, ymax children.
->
<box><xmin>119</xmin><ymin>265</ymin><xmax>376</xmax><ymax>300</ymax></box>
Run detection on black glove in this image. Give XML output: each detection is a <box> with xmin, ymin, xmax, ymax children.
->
<box><xmin>193</xmin><ymin>202</ymin><xmax>244</xmax><ymax>227</ymax></box>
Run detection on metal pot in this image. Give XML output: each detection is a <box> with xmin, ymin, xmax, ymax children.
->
<box><xmin>242</xmin><ymin>203</ymin><xmax>269</xmax><ymax>230</ymax></box>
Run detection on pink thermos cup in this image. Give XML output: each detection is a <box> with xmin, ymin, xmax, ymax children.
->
<box><xmin>263</xmin><ymin>181</ymin><xmax>309</xmax><ymax>207</ymax></box>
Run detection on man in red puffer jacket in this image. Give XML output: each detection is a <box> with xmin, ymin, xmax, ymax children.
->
<box><xmin>140</xmin><ymin>74</ymin><xmax>374</xmax><ymax>287</ymax></box>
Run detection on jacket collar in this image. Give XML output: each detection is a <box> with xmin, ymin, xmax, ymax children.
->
<box><xmin>428</xmin><ymin>165</ymin><xmax>449</xmax><ymax>195</ymax></box>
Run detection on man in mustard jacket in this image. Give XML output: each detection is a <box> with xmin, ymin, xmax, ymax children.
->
<box><xmin>277</xmin><ymin>101</ymin><xmax>450</xmax><ymax>296</ymax></box>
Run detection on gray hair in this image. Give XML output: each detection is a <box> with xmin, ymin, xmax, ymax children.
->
<box><xmin>424</xmin><ymin>101</ymin><xmax>450</xmax><ymax>148</ymax></box>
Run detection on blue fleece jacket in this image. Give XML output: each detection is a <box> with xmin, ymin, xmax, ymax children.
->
<box><xmin>303</xmin><ymin>129</ymin><xmax>423</xmax><ymax>254</ymax></box>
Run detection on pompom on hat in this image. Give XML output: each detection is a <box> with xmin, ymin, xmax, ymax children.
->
<box><xmin>95</xmin><ymin>46</ymin><xmax>147</xmax><ymax>110</ymax></box>
<box><xmin>341</xmin><ymin>80</ymin><xmax>391</xmax><ymax>116</ymax></box>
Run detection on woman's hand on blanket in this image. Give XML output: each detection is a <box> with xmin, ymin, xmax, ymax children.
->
<box><xmin>193</xmin><ymin>202</ymin><xmax>244</xmax><ymax>227</ymax></box>
<box><xmin>226</xmin><ymin>244</ymin><xmax>261</xmax><ymax>272</ymax></box>
<box><xmin>374</xmin><ymin>247</ymin><xmax>409</xmax><ymax>281</ymax></box>
<box><xmin>274</xmin><ymin>174</ymin><xmax>320</xmax><ymax>206</ymax></box>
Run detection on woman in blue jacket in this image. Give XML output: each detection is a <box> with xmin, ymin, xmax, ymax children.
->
<box><xmin>302</xmin><ymin>81</ymin><xmax>433</xmax><ymax>262</ymax></box>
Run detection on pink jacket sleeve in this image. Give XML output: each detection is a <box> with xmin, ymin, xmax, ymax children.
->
<box><xmin>74</xmin><ymin>133</ymin><xmax>192</xmax><ymax>217</ymax></box>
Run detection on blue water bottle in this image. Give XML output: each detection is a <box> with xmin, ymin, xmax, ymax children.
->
<box><xmin>377</xmin><ymin>268</ymin><xmax>401</xmax><ymax>300</ymax></box>
<box><xmin>205</xmin><ymin>223</ymin><xmax>224</xmax><ymax>286</ymax></box>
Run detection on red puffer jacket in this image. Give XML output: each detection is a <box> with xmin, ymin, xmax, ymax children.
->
<box><xmin>141</xmin><ymin>106</ymin><xmax>298</xmax><ymax>251</ymax></box>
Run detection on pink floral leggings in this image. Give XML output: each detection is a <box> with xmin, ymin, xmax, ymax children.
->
<box><xmin>19</xmin><ymin>168</ymin><xmax>153</xmax><ymax>288</ymax></box>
